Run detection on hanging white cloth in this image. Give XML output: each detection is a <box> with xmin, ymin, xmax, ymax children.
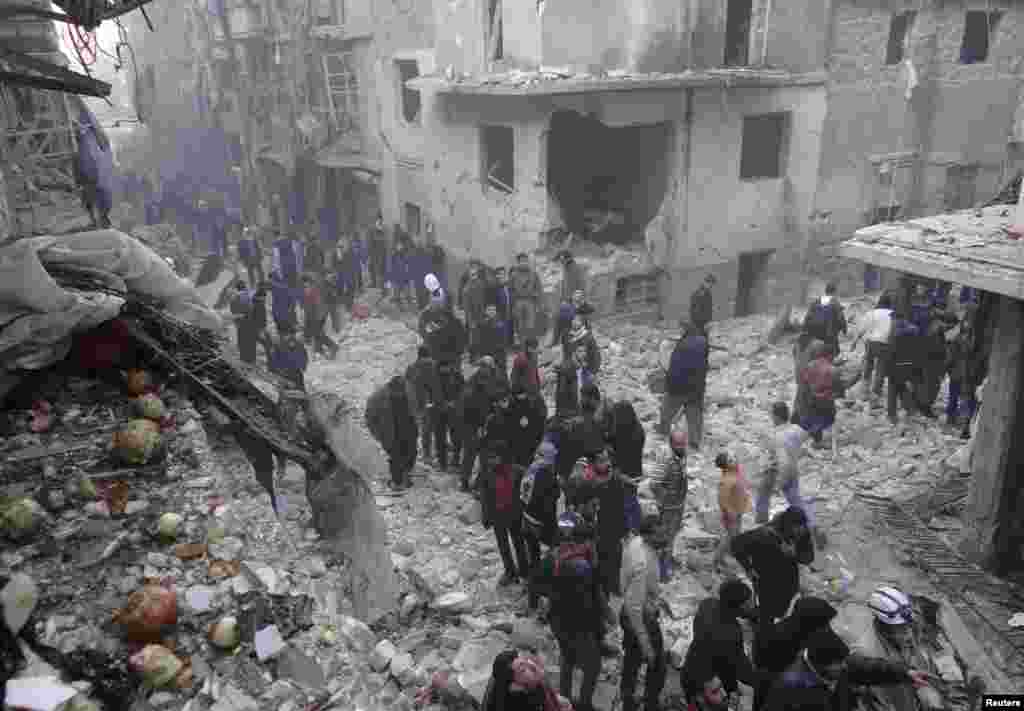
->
<box><xmin>903</xmin><ymin>58</ymin><xmax>919</xmax><ymax>101</ymax></box>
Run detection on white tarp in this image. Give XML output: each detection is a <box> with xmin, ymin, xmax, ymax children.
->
<box><xmin>0</xmin><ymin>229</ymin><xmax>224</xmax><ymax>371</ymax></box>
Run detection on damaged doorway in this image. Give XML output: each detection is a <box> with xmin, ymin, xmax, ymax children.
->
<box><xmin>735</xmin><ymin>249</ymin><xmax>774</xmax><ymax>317</ymax></box>
<box><xmin>546</xmin><ymin>110</ymin><xmax>672</xmax><ymax>247</ymax></box>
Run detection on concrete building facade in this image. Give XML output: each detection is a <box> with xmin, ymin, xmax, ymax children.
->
<box><xmin>378</xmin><ymin>0</ymin><xmax>1024</xmax><ymax>320</ymax></box>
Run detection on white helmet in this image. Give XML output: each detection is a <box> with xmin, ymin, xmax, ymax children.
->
<box><xmin>424</xmin><ymin>273</ymin><xmax>440</xmax><ymax>291</ymax></box>
<box><xmin>868</xmin><ymin>586</ymin><xmax>912</xmax><ymax>625</ymax></box>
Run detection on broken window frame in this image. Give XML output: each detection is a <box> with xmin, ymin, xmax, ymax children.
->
<box><xmin>480</xmin><ymin>124</ymin><xmax>515</xmax><ymax>194</ymax></box>
<box><xmin>321</xmin><ymin>51</ymin><xmax>360</xmax><ymax>136</ymax></box>
<box><xmin>739</xmin><ymin>112</ymin><xmax>789</xmax><ymax>181</ymax></box>
<box><xmin>313</xmin><ymin>0</ymin><xmax>345</xmax><ymax>26</ymax></box>
<box><xmin>885</xmin><ymin>10</ymin><xmax>916</xmax><ymax>65</ymax></box>
<box><xmin>871</xmin><ymin>160</ymin><xmax>909</xmax><ymax>225</ymax></box>
<box><xmin>404</xmin><ymin>202</ymin><xmax>422</xmax><ymax>238</ymax></box>
<box><xmin>960</xmin><ymin>10</ymin><xmax>1002</xmax><ymax>65</ymax></box>
<box><xmin>724</xmin><ymin>0</ymin><xmax>752</xmax><ymax>67</ymax></box>
<box><xmin>614</xmin><ymin>273</ymin><xmax>660</xmax><ymax>314</ymax></box>
<box><xmin>395</xmin><ymin>59</ymin><xmax>422</xmax><ymax>125</ymax></box>
<box><xmin>486</xmin><ymin>0</ymin><xmax>504</xmax><ymax>61</ymax></box>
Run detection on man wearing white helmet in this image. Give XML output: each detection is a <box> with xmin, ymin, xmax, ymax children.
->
<box><xmin>424</xmin><ymin>272</ymin><xmax>447</xmax><ymax>309</ymax></box>
<box><xmin>861</xmin><ymin>586</ymin><xmax>946</xmax><ymax>711</ymax></box>
<box><xmin>620</xmin><ymin>499</ymin><xmax>668</xmax><ymax>711</ymax></box>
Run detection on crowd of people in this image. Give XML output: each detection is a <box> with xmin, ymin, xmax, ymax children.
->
<box><xmin>198</xmin><ymin>207</ymin><xmax>984</xmax><ymax>711</ymax></box>
<box><xmin>359</xmin><ymin>264</ymin><xmax>979</xmax><ymax>711</ymax></box>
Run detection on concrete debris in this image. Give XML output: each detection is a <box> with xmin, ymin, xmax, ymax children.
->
<box><xmin>254</xmin><ymin>625</ymin><xmax>287</xmax><ymax>662</ymax></box>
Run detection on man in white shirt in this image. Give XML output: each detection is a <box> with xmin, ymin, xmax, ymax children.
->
<box><xmin>756</xmin><ymin>402</ymin><xmax>824</xmax><ymax>547</ymax></box>
<box><xmin>851</xmin><ymin>293</ymin><xmax>894</xmax><ymax>398</ymax></box>
<box><xmin>620</xmin><ymin>499</ymin><xmax>667</xmax><ymax>711</ymax></box>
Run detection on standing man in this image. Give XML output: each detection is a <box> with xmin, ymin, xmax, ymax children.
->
<box><xmin>620</xmin><ymin>500</ymin><xmax>668</xmax><ymax>711</ymax></box>
<box><xmin>660</xmin><ymin>321</ymin><xmax>709</xmax><ymax>448</ymax></box>
<box><xmin>510</xmin><ymin>337</ymin><xmax>541</xmax><ymax>396</ymax></box>
<box><xmin>509</xmin><ymin>252</ymin><xmax>542</xmax><ymax>345</ymax></box>
<box><xmin>272</xmin><ymin>231</ymin><xmax>305</xmax><ymax>291</ymax></box>
<box><xmin>424</xmin><ymin>224</ymin><xmax>448</xmax><ymax>295</ymax></box>
<box><xmin>557</xmin><ymin>250</ymin><xmax>585</xmax><ymax>305</ymax></box>
<box><xmin>850</xmin><ymin>293</ymin><xmax>894</xmax><ymax>399</ymax></box>
<box><xmin>802</xmin><ymin>282</ymin><xmax>847</xmax><ymax>357</ymax></box>
<box><xmin>238</xmin><ymin>226</ymin><xmax>265</xmax><ymax>288</ymax></box>
<box><xmin>229</xmin><ymin>280</ymin><xmax>259</xmax><ymax>364</ymax></box>
<box><xmin>367</xmin><ymin>213</ymin><xmax>388</xmax><ymax>289</ymax></box>
<box><xmin>493</xmin><ymin>266</ymin><xmax>515</xmax><ymax>347</ymax></box>
<box><xmin>405</xmin><ymin>345</ymin><xmax>442</xmax><ymax>464</ymax></box>
<box><xmin>690</xmin><ymin>274</ymin><xmax>716</xmax><ymax>336</ymax></box>
<box><xmin>650</xmin><ymin>430</ymin><xmax>688</xmax><ymax>580</ymax></box>
<box><xmin>365</xmin><ymin>375</ymin><xmax>419</xmax><ymax>491</ymax></box>
<box><xmin>462</xmin><ymin>263</ymin><xmax>490</xmax><ymax>357</ymax></box>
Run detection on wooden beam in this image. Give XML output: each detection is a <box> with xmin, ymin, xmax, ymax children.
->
<box><xmin>937</xmin><ymin>596</ymin><xmax>1016</xmax><ymax>694</ymax></box>
<box><xmin>963</xmin><ymin>296</ymin><xmax>1024</xmax><ymax>565</ymax></box>
<box><xmin>838</xmin><ymin>241</ymin><xmax>1024</xmax><ymax>301</ymax></box>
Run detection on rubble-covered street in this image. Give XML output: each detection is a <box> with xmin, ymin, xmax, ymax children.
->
<box><xmin>6</xmin><ymin>288</ymin><xmax>1013</xmax><ymax>711</ymax></box>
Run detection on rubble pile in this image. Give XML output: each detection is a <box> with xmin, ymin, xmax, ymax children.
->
<box><xmin>0</xmin><ymin>294</ymin><xmax>981</xmax><ymax>710</ymax></box>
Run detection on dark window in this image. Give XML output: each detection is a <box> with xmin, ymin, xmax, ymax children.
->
<box><xmin>885</xmin><ymin>11</ymin><xmax>915</xmax><ymax>65</ymax></box>
<box><xmin>614</xmin><ymin>274</ymin><xmax>660</xmax><ymax>313</ymax></box>
<box><xmin>872</xmin><ymin>205</ymin><xmax>901</xmax><ymax>223</ymax></box>
<box><xmin>945</xmin><ymin>165</ymin><xmax>979</xmax><ymax>210</ymax></box>
<box><xmin>739</xmin><ymin>113</ymin><xmax>788</xmax><ymax>180</ymax></box>
<box><xmin>481</xmin><ymin>125</ymin><xmax>515</xmax><ymax>192</ymax></box>
<box><xmin>487</xmin><ymin>0</ymin><xmax>503</xmax><ymax>60</ymax></box>
<box><xmin>396</xmin><ymin>60</ymin><xmax>421</xmax><ymax>124</ymax></box>
<box><xmin>960</xmin><ymin>10</ymin><xmax>1002</xmax><ymax>64</ymax></box>
<box><xmin>404</xmin><ymin>203</ymin><xmax>422</xmax><ymax>237</ymax></box>
<box><xmin>724</xmin><ymin>0</ymin><xmax>753</xmax><ymax>66</ymax></box>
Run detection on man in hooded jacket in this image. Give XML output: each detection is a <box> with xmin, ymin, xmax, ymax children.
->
<box><xmin>731</xmin><ymin>507</ymin><xmax>815</xmax><ymax>631</ymax></box>
<box><xmin>765</xmin><ymin>628</ymin><xmax>929</xmax><ymax>711</ymax></box>
<box><xmin>365</xmin><ymin>376</ymin><xmax>419</xmax><ymax>490</ymax></box>
<box><xmin>681</xmin><ymin>580</ymin><xmax>764</xmax><ymax>709</ymax></box>
<box><xmin>661</xmin><ymin>322</ymin><xmax>709</xmax><ymax>447</ymax></box>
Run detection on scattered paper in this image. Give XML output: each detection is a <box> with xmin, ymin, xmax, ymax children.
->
<box><xmin>254</xmin><ymin>625</ymin><xmax>286</xmax><ymax>661</ymax></box>
<box><xmin>4</xmin><ymin>677</ymin><xmax>78</xmax><ymax>711</ymax></box>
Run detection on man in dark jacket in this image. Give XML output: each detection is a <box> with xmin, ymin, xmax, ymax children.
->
<box><xmin>405</xmin><ymin>345</ymin><xmax>443</xmax><ymax>463</ymax></box>
<box><xmin>555</xmin><ymin>342</ymin><xmax>597</xmax><ymax>419</ymax></box>
<box><xmin>604</xmin><ymin>400</ymin><xmax>645</xmax><ymax>479</ymax></box>
<box><xmin>271</xmin><ymin>330</ymin><xmax>308</xmax><ymax>390</ymax></box>
<box><xmin>475</xmin><ymin>304</ymin><xmax>509</xmax><ymax>378</ymax></box>
<box><xmin>765</xmin><ymin>628</ymin><xmax>929</xmax><ymax>711</ymax></box>
<box><xmin>690</xmin><ymin>274</ymin><xmax>716</xmax><ymax>335</ymax></box>
<box><xmin>887</xmin><ymin>310</ymin><xmax>927</xmax><ymax>425</ymax></box>
<box><xmin>461</xmin><ymin>263</ymin><xmax>490</xmax><ymax>353</ymax></box>
<box><xmin>365</xmin><ymin>376</ymin><xmax>418</xmax><ymax>490</ymax></box>
<box><xmin>457</xmin><ymin>361</ymin><xmax>498</xmax><ymax>491</ymax></box>
<box><xmin>367</xmin><ymin>215</ymin><xmax>388</xmax><ymax>289</ymax></box>
<box><xmin>731</xmin><ymin>507</ymin><xmax>815</xmax><ymax>629</ymax></box>
<box><xmin>505</xmin><ymin>381</ymin><xmax>547</xmax><ymax>468</ymax></box>
<box><xmin>492</xmin><ymin>266</ymin><xmax>515</xmax><ymax>346</ymax></box>
<box><xmin>802</xmin><ymin>283</ymin><xmax>847</xmax><ymax>357</ymax></box>
<box><xmin>681</xmin><ymin>580</ymin><xmax>763</xmax><ymax>708</ymax></box>
<box><xmin>419</xmin><ymin>301</ymin><xmax>467</xmax><ymax>365</ymax></box>
<box><xmin>238</xmin><ymin>227</ymin><xmax>265</xmax><ymax>288</ymax></box>
<box><xmin>272</xmin><ymin>233</ymin><xmax>305</xmax><ymax>291</ymax></box>
<box><xmin>660</xmin><ymin>322</ymin><xmax>709</xmax><ymax>448</ymax></box>
<box><xmin>481</xmin><ymin>439</ymin><xmax>530</xmax><ymax>586</ymax></box>
<box><xmin>753</xmin><ymin>597</ymin><xmax>837</xmax><ymax>711</ymax></box>
<box><xmin>521</xmin><ymin>441</ymin><xmax>561</xmax><ymax>607</ymax></box>
<box><xmin>536</xmin><ymin>512</ymin><xmax>606</xmax><ymax>711</ymax></box>
<box><xmin>230</xmin><ymin>281</ymin><xmax>259</xmax><ymax>364</ymax></box>
<box><xmin>558</xmin><ymin>384</ymin><xmax>607</xmax><ymax>480</ymax></box>
<box><xmin>567</xmin><ymin>447</ymin><xmax>630</xmax><ymax>599</ymax></box>
<box><xmin>435</xmin><ymin>360</ymin><xmax>465</xmax><ymax>471</ymax></box>
<box><xmin>509</xmin><ymin>252</ymin><xmax>542</xmax><ymax>345</ymax></box>
<box><xmin>270</xmin><ymin>270</ymin><xmax>300</xmax><ymax>335</ymax></box>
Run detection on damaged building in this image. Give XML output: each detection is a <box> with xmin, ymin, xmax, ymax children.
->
<box><xmin>390</xmin><ymin>0</ymin><xmax>1024</xmax><ymax>319</ymax></box>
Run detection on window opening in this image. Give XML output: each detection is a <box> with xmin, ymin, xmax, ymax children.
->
<box><xmin>487</xmin><ymin>0</ymin><xmax>503</xmax><ymax>61</ymax></box>
<box><xmin>614</xmin><ymin>273</ymin><xmax>659</xmax><ymax>313</ymax></box>
<box><xmin>322</xmin><ymin>51</ymin><xmax>359</xmax><ymax>134</ymax></box>
<box><xmin>873</xmin><ymin>164</ymin><xmax>902</xmax><ymax>224</ymax></box>
<box><xmin>885</xmin><ymin>11</ymin><xmax>915</xmax><ymax>65</ymax></box>
<box><xmin>481</xmin><ymin>125</ymin><xmax>514</xmax><ymax>193</ymax></box>
<box><xmin>724</xmin><ymin>0</ymin><xmax>752</xmax><ymax>67</ymax></box>
<box><xmin>960</xmin><ymin>10</ymin><xmax>1001</xmax><ymax>64</ymax></box>
<box><xmin>739</xmin><ymin>113</ymin><xmax>788</xmax><ymax>180</ymax></box>
<box><xmin>395</xmin><ymin>60</ymin><xmax>421</xmax><ymax>124</ymax></box>
<box><xmin>404</xmin><ymin>203</ymin><xmax>422</xmax><ymax>238</ymax></box>
<box><xmin>313</xmin><ymin>0</ymin><xmax>344</xmax><ymax>26</ymax></box>
<box><xmin>945</xmin><ymin>165</ymin><xmax>979</xmax><ymax>210</ymax></box>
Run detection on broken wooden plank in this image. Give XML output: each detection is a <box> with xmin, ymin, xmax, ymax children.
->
<box><xmin>87</xmin><ymin>464</ymin><xmax>166</xmax><ymax>480</ymax></box>
<box><xmin>5</xmin><ymin>438</ymin><xmax>99</xmax><ymax>464</ymax></box>
<box><xmin>937</xmin><ymin>595</ymin><xmax>1017</xmax><ymax>694</ymax></box>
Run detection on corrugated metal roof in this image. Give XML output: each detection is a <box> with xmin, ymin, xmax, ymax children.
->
<box><xmin>839</xmin><ymin>206</ymin><xmax>1024</xmax><ymax>301</ymax></box>
<box><xmin>406</xmin><ymin>68</ymin><xmax>827</xmax><ymax>97</ymax></box>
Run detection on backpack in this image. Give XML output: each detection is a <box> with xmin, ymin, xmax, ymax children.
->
<box><xmin>494</xmin><ymin>464</ymin><xmax>519</xmax><ymax>513</ymax></box>
<box><xmin>804</xmin><ymin>302</ymin><xmax>834</xmax><ymax>342</ymax></box>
